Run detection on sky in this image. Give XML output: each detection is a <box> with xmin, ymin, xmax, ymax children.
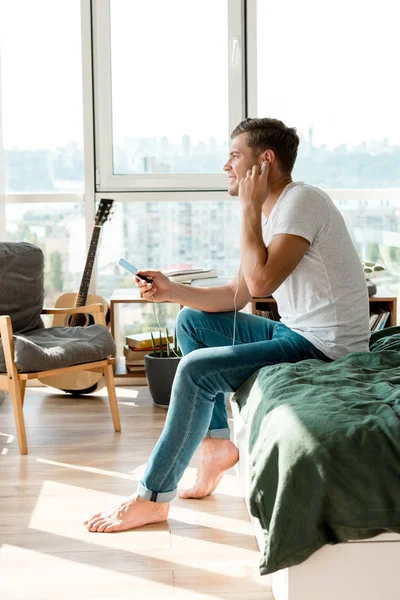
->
<box><xmin>257</xmin><ymin>0</ymin><xmax>400</xmax><ymax>149</ymax></box>
<box><xmin>0</xmin><ymin>0</ymin><xmax>399</xmax><ymax>151</ymax></box>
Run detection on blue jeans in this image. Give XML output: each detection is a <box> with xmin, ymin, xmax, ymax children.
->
<box><xmin>137</xmin><ymin>307</ymin><xmax>330</xmax><ymax>502</ymax></box>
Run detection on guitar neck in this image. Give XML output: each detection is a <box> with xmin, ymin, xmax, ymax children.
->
<box><xmin>75</xmin><ymin>226</ymin><xmax>101</xmax><ymax>308</ymax></box>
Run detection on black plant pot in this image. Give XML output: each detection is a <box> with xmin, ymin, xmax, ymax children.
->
<box><xmin>144</xmin><ymin>353</ymin><xmax>181</xmax><ymax>408</ymax></box>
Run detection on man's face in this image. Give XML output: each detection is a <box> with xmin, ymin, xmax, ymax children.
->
<box><xmin>223</xmin><ymin>132</ymin><xmax>261</xmax><ymax>196</ymax></box>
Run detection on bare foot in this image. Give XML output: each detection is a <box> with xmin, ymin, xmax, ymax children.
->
<box><xmin>83</xmin><ymin>494</ymin><xmax>169</xmax><ymax>533</ymax></box>
<box><xmin>179</xmin><ymin>438</ymin><xmax>239</xmax><ymax>499</ymax></box>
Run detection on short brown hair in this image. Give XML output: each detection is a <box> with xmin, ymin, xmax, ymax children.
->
<box><xmin>231</xmin><ymin>118</ymin><xmax>300</xmax><ymax>174</ymax></box>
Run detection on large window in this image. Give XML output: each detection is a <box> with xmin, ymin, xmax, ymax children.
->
<box><xmin>1</xmin><ymin>0</ymin><xmax>399</xmax><ymax>325</ymax></box>
<box><xmin>94</xmin><ymin>0</ymin><xmax>244</xmax><ymax>190</ymax></box>
<box><xmin>256</xmin><ymin>0</ymin><xmax>400</xmax><ymax>302</ymax></box>
<box><xmin>256</xmin><ymin>0</ymin><xmax>400</xmax><ymax>189</ymax></box>
<box><xmin>110</xmin><ymin>0</ymin><xmax>229</xmax><ymax>176</ymax></box>
<box><xmin>0</xmin><ymin>0</ymin><xmax>84</xmax><ymax>193</ymax></box>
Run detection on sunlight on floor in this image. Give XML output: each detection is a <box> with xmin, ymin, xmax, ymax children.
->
<box><xmin>36</xmin><ymin>458</ymin><xmax>139</xmax><ymax>481</ymax></box>
<box><xmin>0</xmin><ymin>544</ymin><xmax>175</xmax><ymax>598</ymax></box>
<box><xmin>1</xmin><ymin>432</ymin><xmax>14</xmax><ymax>456</ymax></box>
<box><xmin>0</xmin><ymin>541</ymin><xmax>270</xmax><ymax>599</ymax></box>
<box><xmin>34</xmin><ymin>458</ymin><xmax>243</xmax><ymax>499</ymax></box>
<box><xmin>169</xmin><ymin>505</ymin><xmax>254</xmax><ymax>535</ymax></box>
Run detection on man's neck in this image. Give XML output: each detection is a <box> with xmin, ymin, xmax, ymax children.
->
<box><xmin>262</xmin><ymin>177</ymin><xmax>293</xmax><ymax>220</ymax></box>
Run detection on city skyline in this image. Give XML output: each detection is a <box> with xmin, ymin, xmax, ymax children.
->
<box><xmin>4</xmin><ymin>127</ymin><xmax>400</xmax><ymax>193</ymax></box>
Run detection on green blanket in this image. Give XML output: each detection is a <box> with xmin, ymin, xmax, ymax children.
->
<box><xmin>233</xmin><ymin>328</ymin><xmax>400</xmax><ymax>576</ymax></box>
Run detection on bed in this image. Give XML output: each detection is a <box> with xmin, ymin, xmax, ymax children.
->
<box><xmin>230</xmin><ymin>326</ymin><xmax>400</xmax><ymax>600</ymax></box>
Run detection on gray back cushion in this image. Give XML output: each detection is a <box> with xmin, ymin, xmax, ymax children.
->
<box><xmin>0</xmin><ymin>242</ymin><xmax>44</xmax><ymax>334</ymax></box>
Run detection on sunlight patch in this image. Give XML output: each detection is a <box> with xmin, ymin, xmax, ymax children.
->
<box><xmin>27</xmin><ymin>480</ymin><xmax>170</xmax><ymax>552</ymax></box>
<box><xmin>0</xmin><ymin>543</ymin><xmax>174</xmax><ymax>597</ymax></box>
<box><xmin>36</xmin><ymin>458</ymin><xmax>140</xmax><ymax>481</ymax></box>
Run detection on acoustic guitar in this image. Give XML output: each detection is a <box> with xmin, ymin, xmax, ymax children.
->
<box><xmin>40</xmin><ymin>198</ymin><xmax>114</xmax><ymax>394</ymax></box>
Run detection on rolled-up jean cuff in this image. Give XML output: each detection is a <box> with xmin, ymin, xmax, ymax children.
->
<box><xmin>204</xmin><ymin>428</ymin><xmax>231</xmax><ymax>440</ymax></box>
<box><xmin>137</xmin><ymin>481</ymin><xmax>176</xmax><ymax>503</ymax></box>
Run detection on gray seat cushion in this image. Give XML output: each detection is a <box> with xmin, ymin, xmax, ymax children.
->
<box><xmin>0</xmin><ymin>242</ymin><xmax>44</xmax><ymax>334</ymax></box>
<box><xmin>0</xmin><ymin>325</ymin><xmax>116</xmax><ymax>373</ymax></box>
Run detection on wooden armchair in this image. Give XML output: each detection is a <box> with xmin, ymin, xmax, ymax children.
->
<box><xmin>0</xmin><ymin>303</ymin><xmax>120</xmax><ymax>455</ymax></box>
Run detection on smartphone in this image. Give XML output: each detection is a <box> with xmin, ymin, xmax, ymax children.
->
<box><xmin>118</xmin><ymin>258</ymin><xmax>153</xmax><ymax>283</ymax></box>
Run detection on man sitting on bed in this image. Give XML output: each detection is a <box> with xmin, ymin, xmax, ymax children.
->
<box><xmin>84</xmin><ymin>117</ymin><xmax>370</xmax><ymax>533</ymax></box>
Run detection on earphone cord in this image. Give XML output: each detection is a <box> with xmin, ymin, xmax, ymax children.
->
<box><xmin>232</xmin><ymin>265</ymin><xmax>240</xmax><ymax>346</ymax></box>
<box><xmin>150</xmin><ymin>293</ymin><xmax>181</xmax><ymax>357</ymax></box>
<box><xmin>149</xmin><ymin>265</ymin><xmax>240</xmax><ymax>351</ymax></box>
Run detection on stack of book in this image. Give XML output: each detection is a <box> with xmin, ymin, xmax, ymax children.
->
<box><xmin>369</xmin><ymin>309</ymin><xmax>390</xmax><ymax>331</ymax></box>
<box><xmin>163</xmin><ymin>268</ymin><xmax>217</xmax><ymax>284</ymax></box>
<box><xmin>124</xmin><ymin>331</ymin><xmax>173</xmax><ymax>375</ymax></box>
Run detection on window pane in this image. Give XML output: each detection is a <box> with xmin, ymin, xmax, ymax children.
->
<box><xmin>110</xmin><ymin>0</ymin><xmax>229</xmax><ymax>175</ymax></box>
<box><xmin>0</xmin><ymin>0</ymin><xmax>84</xmax><ymax>193</ymax></box>
<box><xmin>257</xmin><ymin>0</ymin><xmax>400</xmax><ymax>189</ymax></box>
<box><xmin>5</xmin><ymin>203</ymin><xmax>86</xmax><ymax>306</ymax></box>
<box><xmin>339</xmin><ymin>197</ymin><xmax>400</xmax><ymax>311</ymax></box>
<box><xmin>97</xmin><ymin>200</ymin><xmax>241</xmax><ymax>300</ymax></box>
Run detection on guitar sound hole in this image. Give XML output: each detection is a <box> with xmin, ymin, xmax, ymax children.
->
<box><xmin>67</xmin><ymin>313</ymin><xmax>94</xmax><ymax>327</ymax></box>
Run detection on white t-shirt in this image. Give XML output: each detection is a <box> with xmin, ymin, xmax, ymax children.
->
<box><xmin>262</xmin><ymin>182</ymin><xmax>370</xmax><ymax>360</ymax></box>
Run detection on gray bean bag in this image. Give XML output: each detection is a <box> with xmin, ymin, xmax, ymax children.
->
<box><xmin>0</xmin><ymin>242</ymin><xmax>115</xmax><ymax>373</ymax></box>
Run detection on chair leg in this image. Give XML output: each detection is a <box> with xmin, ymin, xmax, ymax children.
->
<box><xmin>103</xmin><ymin>363</ymin><xmax>121</xmax><ymax>432</ymax></box>
<box><xmin>9</xmin><ymin>377</ymin><xmax>28</xmax><ymax>455</ymax></box>
<box><xmin>20</xmin><ymin>380</ymin><xmax>27</xmax><ymax>407</ymax></box>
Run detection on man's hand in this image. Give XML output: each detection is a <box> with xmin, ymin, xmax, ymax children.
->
<box><xmin>239</xmin><ymin>161</ymin><xmax>270</xmax><ymax>210</ymax></box>
<box><xmin>135</xmin><ymin>270</ymin><xmax>177</xmax><ymax>303</ymax></box>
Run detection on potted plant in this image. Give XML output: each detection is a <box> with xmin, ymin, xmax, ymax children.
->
<box><xmin>144</xmin><ymin>327</ymin><xmax>182</xmax><ymax>408</ymax></box>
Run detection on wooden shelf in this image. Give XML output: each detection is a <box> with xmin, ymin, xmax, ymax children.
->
<box><xmin>114</xmin><ymin>358</ymin><xmax>147</xmax><ymax>383</ymax></box>
<box><xmin>252</xmin><ymin>288</ymin><xmax>397</xmax><ymax>330</ymax></box>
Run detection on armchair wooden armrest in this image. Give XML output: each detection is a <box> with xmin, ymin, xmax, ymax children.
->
<box><xmin>41</xmin><ymin>303</ymin><xmax>104</xmax><ymax>315</ymax></box>
<box><xmin>0</xmin><ymin>315</ymin><xmax>17</xmax><ymax>378</ymax></box>
<box><xmin>42</xmin><ymin>303</ymin><xmax>106</xmax><ymax>326</ymax></box>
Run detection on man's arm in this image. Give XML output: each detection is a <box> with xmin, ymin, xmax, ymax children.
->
<box><xmin>239</xmin><ymin>164</ymin><xmax>310</xmax><ymax>297</ymax></box>
<box><xmin>137</xmin><ymin>269</ymin><xmax>252</xmax><ymax>313</ymax></box>
<box><xmin>170</xmin><ymin>273</ymin><xmax>251</xmax><ymax>312</ymax></box>
<box><xmin>241</xmin><ymin>207</ymin><xmax>309</xmax><ymax>297</ymax></box>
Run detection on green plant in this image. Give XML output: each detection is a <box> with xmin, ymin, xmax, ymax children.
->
<box><xmin>174</xmin><ymin>329</ymin><xmax>182</xmax><ymax>357</ymax></box>
<box><xmin>150</xmin><ymin>329</ymin><xmax>182</xmax><ymax>357</ymax></box>
<box><xmin>150</xmin><ymin>331</ymin><xmax>158</xmax><ymax>356</ymax></box>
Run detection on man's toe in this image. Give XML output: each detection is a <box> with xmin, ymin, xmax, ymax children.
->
<box><xmin>88</xmin><ymin>518</ymin><xmax>106</xmax><ymax>532</ymax></box>
<box><xmin>104</xmin><ymin>522</ymin><xmax>121</xmax><ymax>533</ymax></box>
<box><xmin>97</xmin><ymin>520</ymin><xmax>112</xmax><ymax>533</ymax></box>
<box><xmin>84</xmin><ymin>512</ymin><xmax>101</xmax><ymax>526</ymax></box>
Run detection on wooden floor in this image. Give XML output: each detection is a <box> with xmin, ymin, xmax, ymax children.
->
<box><xmin>0</xmin><ymin>385</ymin><xmax>273</xmax><ymax>600</ymax></box>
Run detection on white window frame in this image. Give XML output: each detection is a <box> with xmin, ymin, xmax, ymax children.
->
<box><xmin>92</xmin><ymin>0</ymin><xmax>246</xmax><ymax>192</ymax></box>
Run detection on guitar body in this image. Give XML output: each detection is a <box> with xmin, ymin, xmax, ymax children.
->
<box><xmin>39</xmin><ymin>294</ymin><xmax>110</xmax><ymax>394</ymax></box>
<box><xmin>51</xmin><ymin>293</ymin><xmax>110</xmax><ymax>328</ymax></box>
<box><xmin>38</xmin><ymin>199</ymin><xmax>114</xmax><ymax>394</ymax></box>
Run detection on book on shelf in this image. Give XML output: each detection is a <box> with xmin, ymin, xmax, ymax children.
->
<box><xmin>163</xmin><ymin>268</ymin><xmax>217</xmax><ymax>283</ymax></box>
<box><xmin>369</xmin><ymin>309</ymin><xmax>390</xmax><ymax>331</ymax></box>
<box><xmin>125</xmin><ymin>365</ymin><xmax>146</xmax><ymax>373</ymax></box>
<box><xmin>125</xmin><ymin>331</ymin><xmax>173</xmax><ymax>350</ymax></box>
<box><xmin>123</xmin><ymin>345</ymin><xmax>151</xmax><ymax>363</ymax></box>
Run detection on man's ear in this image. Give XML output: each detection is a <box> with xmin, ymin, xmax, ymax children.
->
<box><xmin>260</xmin><ymin>149</ymin><xmax>275</xmax><ymax>167</ymax></box>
